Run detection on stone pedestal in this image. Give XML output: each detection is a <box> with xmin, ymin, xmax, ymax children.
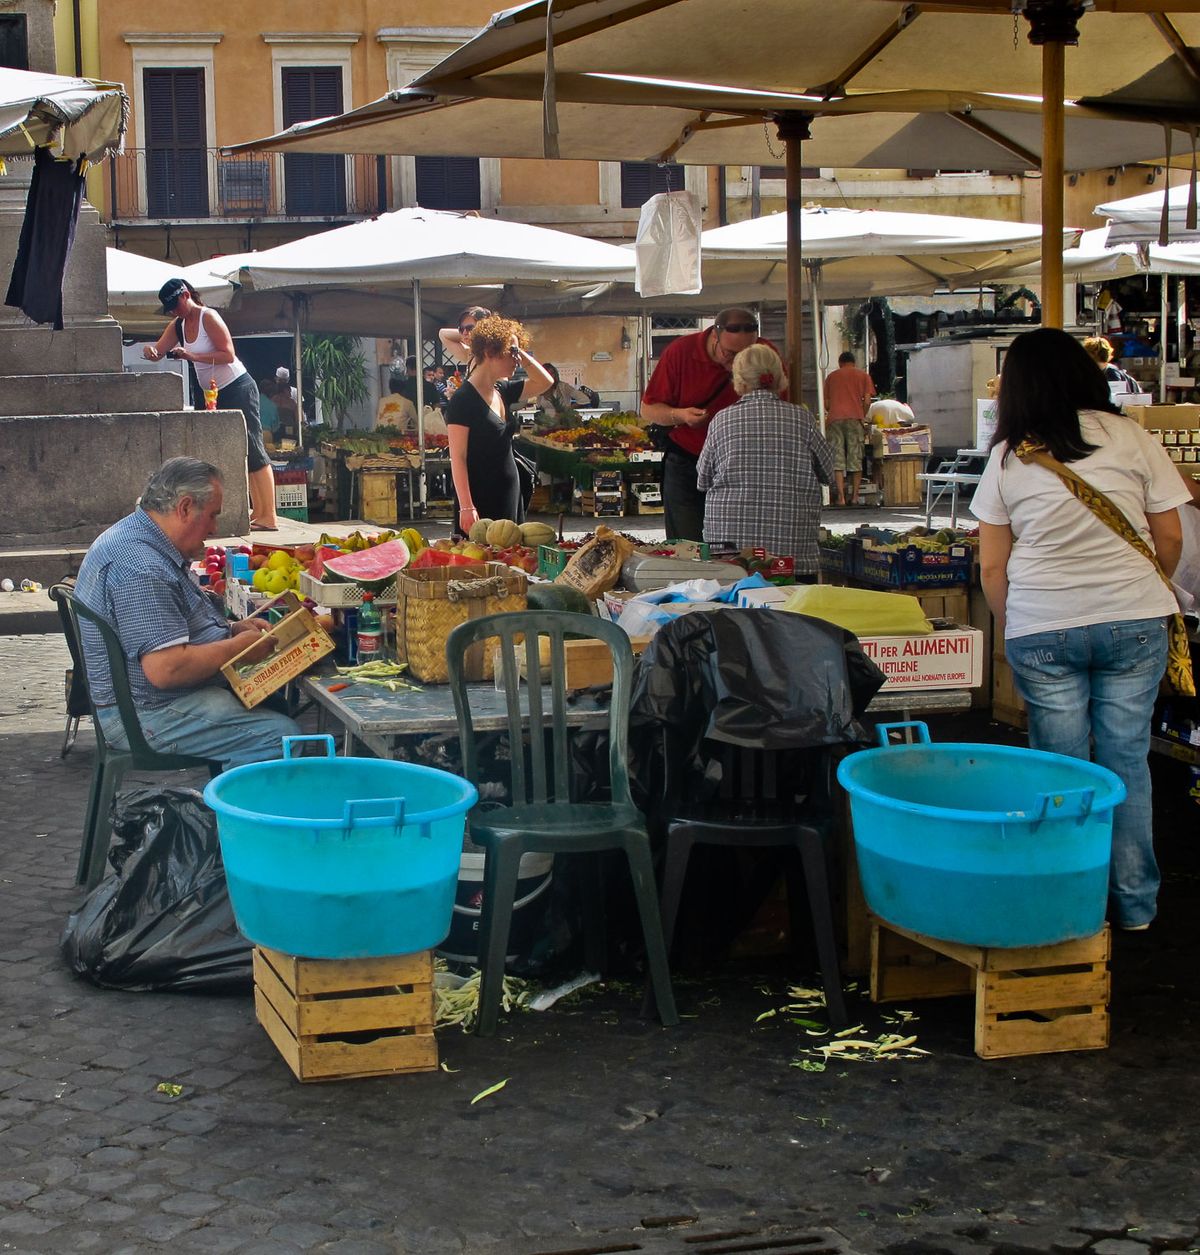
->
<box><xmin>0</xmin><ymin>411</ymin><xmax>252</xmax><ymax>547</ymax></box>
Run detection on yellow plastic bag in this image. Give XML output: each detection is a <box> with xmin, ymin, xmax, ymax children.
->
<box><xmin>780</xmin><ymin>585</ymin><xmax>932</xmax><ymax>637</ymax></box>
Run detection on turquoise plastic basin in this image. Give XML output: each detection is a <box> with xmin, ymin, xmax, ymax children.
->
<box><xmin>204</xmin><ymin>735</ymin><xmax>477</xmax><ymax>959</ymax></box>
<box><xmin>838</xmin><ymin>723</ymin><xmax>1125</xmax><ymax>947</ymax></box>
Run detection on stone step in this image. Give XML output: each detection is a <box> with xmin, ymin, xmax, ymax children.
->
<box><xmin>0</xmin><ymin>370</ymin><xmax>183</xmax><ymax>417</ymax></box>
<box><xmin>0</xmin><ymin>589</ymin><xmax>59</xmax><ymax>635</ymax></box>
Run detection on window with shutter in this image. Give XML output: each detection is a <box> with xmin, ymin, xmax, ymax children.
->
<box><xmin>282</xmin><ymin>67</ymin><xmax>346</xmax><ymax>215</ymax></box>
<box><xmin>143</xmin><ymin>68</ymin><xmax>208</xmax><ymax>218</ymax></box>
<box><xmin>0</xmin><ymin>15</ymin><xmax>28</xmax><ymax>70</ymax></box>
<box><xmin>619</xmin><ymin>161</ymin><xmax>684</xmax><ymax>209</ymax></box>
<box><xmin>414</xmin><ymin>156</ymin><xmax>481</xmax><ymax>211</ymax></box>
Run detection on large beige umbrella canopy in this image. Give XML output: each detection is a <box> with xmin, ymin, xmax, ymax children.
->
<box><xmin>227</xmin><ymin>0</ymin><xmax>1200</xmax><ymax>382</ymax></box>
<box><xmin>408</xmin><ymin>0</ymin><xmax>1200</xmax><ymax>329</ymax></box>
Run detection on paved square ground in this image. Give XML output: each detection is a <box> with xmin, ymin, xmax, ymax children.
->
<box><xmin>1</xmin><ymin>633</ymin><xmax>1198</xmax><ymax>1254</ymax></box>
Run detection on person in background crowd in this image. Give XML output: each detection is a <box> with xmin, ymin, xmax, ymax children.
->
<box><xmin>1083</xmin><ymin>335</ymin><xmax>1139</xmax><ymax>393</ymax></box>
<box><xmin>973</xmin><ymin>327</ymin><xmax>1190</xmax><ymax>932</ymax></box>
<box><xmin>439</xmin><ymin>305</ymin><xmax>493</xmax><ymax>365</ymax></box>
<box><xmin>824</xmin><ymin>350</ymin><xmax>876</xmax><ymax>507</ymax></box>
<box><xmin>697</xmin><ymin>345</ymin><xmax>833</xmax><ymax>581</ymax></box>
<box><xmin>144</xmin><ymin>278</ymin><xmax>278</xmax><ymax>530</ymax></box>
<box><xmin>258</xmin><ymin>378</ymin><xmax>280</xmax><ymax>440</ymax></box>
<box><xmin>398</xmin><ymin>355</ymin><xmax>420</xmax><ymax>407</ymax></box>
<box><xmin>446</xmin><ymin>315</ymin><xmax>552</xmax><ymax>536</ymax></box>
<box><xmin>375</xmin><ymin>375</ymin><xmax>418</xmax><ymax>433</ymax></box>
<box><xmin>275</xmin><ymin>366</ymin><xmax>298</xmax><ymax>403</ymax></box>
<box><xmin>73</xmin><ymin>458</ymin><xmax>299</xmax><ymax>768</ymax></box>
<box><xmin>536</xmin><ymin>362</ymin><xmax>599</xmax><ymax>424</ymax></box>
<box><xmin>641</xmin><ymin>307</ymin><xmax>776</xmax><ymax>541</ymax></box>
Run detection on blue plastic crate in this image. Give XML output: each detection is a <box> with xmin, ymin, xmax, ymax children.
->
<box><xmin>857</xmin><ymin>543</ymin><xmax>972</xmax><ymax>589</ymax></box>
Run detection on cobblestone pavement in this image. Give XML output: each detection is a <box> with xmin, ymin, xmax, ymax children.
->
<box><xmin>2</xmin><ymin>633</ymin><xmax>1199</xmax><ymax>1255</ymax></box>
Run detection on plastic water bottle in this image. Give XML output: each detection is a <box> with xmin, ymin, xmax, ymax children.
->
<box><xmin>357</xmin><ymin>593</ymin><xmax>384</xmax><ymax>663</ymax></box>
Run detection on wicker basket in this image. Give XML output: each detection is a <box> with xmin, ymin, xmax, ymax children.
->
<box><xmin>395</xmin><ymin>562</ymin><xmax>527</xmax><ymax>683</ymax></box>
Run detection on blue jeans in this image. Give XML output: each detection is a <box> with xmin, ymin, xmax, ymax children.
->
<box><xmin>1005</xmin><ymin>617</ymin><xmax>1169</xmax><ymax>928</ymax></box>
<box><xmin>98</xmin><ymin>685</ymin><xmax>300</xmax><ymax>772</ymax></box>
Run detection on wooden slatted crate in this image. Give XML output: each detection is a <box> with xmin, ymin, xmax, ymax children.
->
<box><xmin>870</xmin><ymin>918</ymin><xmax>1110</xmax><ymax>1060</ymax></box>
<box><xmin>253</xmin><ymin>947</ymin><xmax>438</xmax><ymax>1082</ymax></box>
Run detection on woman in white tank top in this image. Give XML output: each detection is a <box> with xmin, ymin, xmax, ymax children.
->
<box><xmin>143</xmin><ymin>278</ymin><xmax>278</xmax><ymax>530</ymax></box>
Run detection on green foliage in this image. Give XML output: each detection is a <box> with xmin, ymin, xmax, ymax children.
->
<box><xmin>301</xmin><ymin>335</ymin><xmax>369</xmax><ymax>431</ymax></box>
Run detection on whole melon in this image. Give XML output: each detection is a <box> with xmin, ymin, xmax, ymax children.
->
<box><xmin>468</xmin><ymin>518</ymin><xmax>493</xmax><ymax>545</ymax></box>
<box><xmin>519</xmin><ymin>521</ymin><xmax>556</xmax><ymax>548</ymax></box>
<box><xmin>526</xmin><ymin>583</ymin><xmax>595</xmax><ymax>616</ymax></box>
<box><xmin>486</xmin><ymin>518</ymin><xmax>522</xmax><ymax>548</ymax></box>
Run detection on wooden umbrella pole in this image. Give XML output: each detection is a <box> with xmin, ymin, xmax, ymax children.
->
<box><xmin>776</xmin><ymin>111</ymin><xmax>813</xmax><ymax>395</ymax></box>
<box><xmin>1041</xmin><ymin>38</ymin><xmax>1066</xmax><ymax>329</ymax></box>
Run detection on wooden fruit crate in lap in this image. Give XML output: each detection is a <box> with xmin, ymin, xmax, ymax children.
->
<box><xmin>253</xmin><ymin>947</ymin><xmax>438</xmax><ymax>1082</ymax></box>
<box><xmin>869</xmin><ymin>918</ymin><xmax>1110</xmax><ymax>1059</ymax></box>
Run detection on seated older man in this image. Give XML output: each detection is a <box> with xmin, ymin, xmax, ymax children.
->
<box><xmin>73</xmin><ymin>457</ymin><xmax>299</xmax><ymax>769</ymax></box>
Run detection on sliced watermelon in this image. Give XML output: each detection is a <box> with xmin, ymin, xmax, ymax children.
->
<box><xmin>322</xmin><ymin>538</ymin><xmax>411</xmax><ymax>592</ymax></box>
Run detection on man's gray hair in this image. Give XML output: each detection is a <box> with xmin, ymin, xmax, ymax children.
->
<box><xmin>139</xmin><ymin>457</ymin><xmax>222</xmax><ymax>514</ymax></box>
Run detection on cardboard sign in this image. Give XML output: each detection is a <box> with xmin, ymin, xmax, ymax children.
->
<box><xmin>858</xmin><ymin>629</ymin><xmax>983</xmax><ymax>691</ymax></box>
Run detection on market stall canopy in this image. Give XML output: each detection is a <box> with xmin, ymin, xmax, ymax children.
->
<box><xmin>1096</xmin><ymin>182</ymin><xmax>1200</xmax><ymax>245</ymax></box>
<box><xmin>403</xmin><ymin>0</ymin><xmax>1200</xmax><ymax>112</ymax></box>
<box><xmin>222</xmin><ymin>0</ymin><xmax>1200</xmax><ymax>372</ymax></box>
<box><xmin>699</xmin><ymin>206</ymin><xmax>1072</xmax><ymax>297</ymax></box>
<box><xmin>1003</xmin><ymin>225</ymin><xmax>1200</xmax><ymax>281</ymax></box>
<box><xmin>0</xmin><ymin>67</ymin><xmax>128</xmax><ymax>162</ymax></box>
<box><xmin>106</xmin><ymin>249</ymin><xmax>237</xmax><ymax>331</ymax></box>
<box><xmin>223</xmin><ymin>83</ymin><xmax>1187</xmax><ymax>175</ymax></box>
<box><xmin>220</xmin><ymin>207</ymin><xmax>637</xmax><ymax>293</ymax></box>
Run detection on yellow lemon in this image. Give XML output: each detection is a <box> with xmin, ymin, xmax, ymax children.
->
<box><xmin>252</xmin><ymin>567</ymin><xmax>272</xmax><ymax>592</ymax></box>
<box><xmin>263</xmin><ymin>569</ymin><xmax>289</xmax><ymax>596</ymax></box>
<box><xmin>266</xmin><ymin>550</ymin><xmax>293</xmax><ymax>572</ymax></box>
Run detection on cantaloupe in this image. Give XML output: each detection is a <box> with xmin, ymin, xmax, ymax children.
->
<box><xmin>486</xmin><ymin>519</ymin><xmax>522</xmax><ymax>548</ymax></box>
<box><xmin>519</xmin><ymin>521</ymin><xmax>556</xmax><ymax>548</ymax></box>
<box><xmin>468</xmin><ymin>518</ymin><xmax>493</xmax><ymax>545</ymax></box>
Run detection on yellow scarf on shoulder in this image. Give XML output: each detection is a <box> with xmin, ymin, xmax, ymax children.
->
<box><xmin>1015</xmin><ymin>440</ymin><xmax>1194</xmax><ymax>696</ymax></box>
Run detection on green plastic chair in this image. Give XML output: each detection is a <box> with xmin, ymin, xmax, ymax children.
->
<box><xmin>446</xmin><ymin>609</ymin><xmax>678</xmax><ymax>1037</ymax></box>
<box><xmin>57</xmin><ymin>587</ymin><xmax>222</xmax><ymax>889</ymax></box>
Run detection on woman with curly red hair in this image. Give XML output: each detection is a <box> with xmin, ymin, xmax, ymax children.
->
<box><xmin>696</xmin><ymin>344</ymin><xmax>834</xmax><ymax>580</ymax></box>
<box><xmin>445</xmin><ymin>314</ymin><xmax>552</xmax><ymax>534</ymax></box>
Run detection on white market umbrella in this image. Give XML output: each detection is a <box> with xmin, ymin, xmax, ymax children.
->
<box><xmin>1004</xmin><ymin>225</ymin><xmax>1200</xmax><ymax>282</ymax></box>
<box><xmin>1097</xmin><ymin>182</ymin><xmax>1200</xmax><ymax>245</ymax></box>
<box><xmin>106</xmin><ymin>248</ymin><xmax>238</xmax><ymax>331</ymax></box>
<box><xmin>0</xmin><ymin>66</ymin><xmax>128</xmax><ymax>162</ymax></box>
<box><xmin>697</xmin><ymin>206</ymin><xmax>1072</xmax><ymax>420</ymax></box>
<box><xmin>219</xmin><ymin>208</ymin><xmax>637</xmax><ymax>492</ymax></box>
<box><xmin>224</xmin><ymin>207</ymin><xmax>637</xmax><ymax>290</ymax></box>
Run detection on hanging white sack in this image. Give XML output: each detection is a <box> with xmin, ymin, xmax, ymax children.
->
<box><xmin>635</xmin><ymin>190</ymin><xmax>702</xmax><ymax>298</ymax></box>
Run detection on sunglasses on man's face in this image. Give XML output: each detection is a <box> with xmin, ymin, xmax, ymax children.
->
<box><xmin>719</xmin><ymin>322</ymin><xmax>757</xmax><ymax>334</ymax></box>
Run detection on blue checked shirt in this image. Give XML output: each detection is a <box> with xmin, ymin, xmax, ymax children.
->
<box><xmin>73</xmin><ymin>509</ymin><xmax>232</xmax><ymax>710</ymax></box>
<box><xmin>696</xmin><ymin>391</ymin><xmax>835</xmax><ymax>574</ymax></box>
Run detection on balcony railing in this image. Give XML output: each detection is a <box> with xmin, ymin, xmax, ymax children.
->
<box><xmin>106</xmin><ymin>148</ymin><xmax>386</xmax><ymax>222</ymax></box>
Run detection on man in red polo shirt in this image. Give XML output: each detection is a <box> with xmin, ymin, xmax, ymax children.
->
<box><xmin>641</xmin><ymin>308</ymin><xmax>776</xmax><ymax>541</ymax></box>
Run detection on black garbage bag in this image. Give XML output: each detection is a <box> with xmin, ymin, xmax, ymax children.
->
<box><xmin>61</xmin><ymin>787</ymin><xmax>252</xmax><ymax>992</ymax></box>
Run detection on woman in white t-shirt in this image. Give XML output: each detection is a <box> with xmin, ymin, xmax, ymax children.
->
<box><xmin>972</xmin><ymin>328</ymin><xmax>1189</xmax><ymax>931</ymax></box>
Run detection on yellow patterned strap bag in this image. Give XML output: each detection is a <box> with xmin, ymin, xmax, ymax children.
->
<box><xmin>1015</xmin><ymin>440</ymin><xmax>1195</xmax><ymax>696</ymax></box>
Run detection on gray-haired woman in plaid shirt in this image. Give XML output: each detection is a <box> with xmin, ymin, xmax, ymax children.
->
<box><xmin>696</xmin><ymin>345</ymin><xmax>835</xmax><ymax>579</ymax></box>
